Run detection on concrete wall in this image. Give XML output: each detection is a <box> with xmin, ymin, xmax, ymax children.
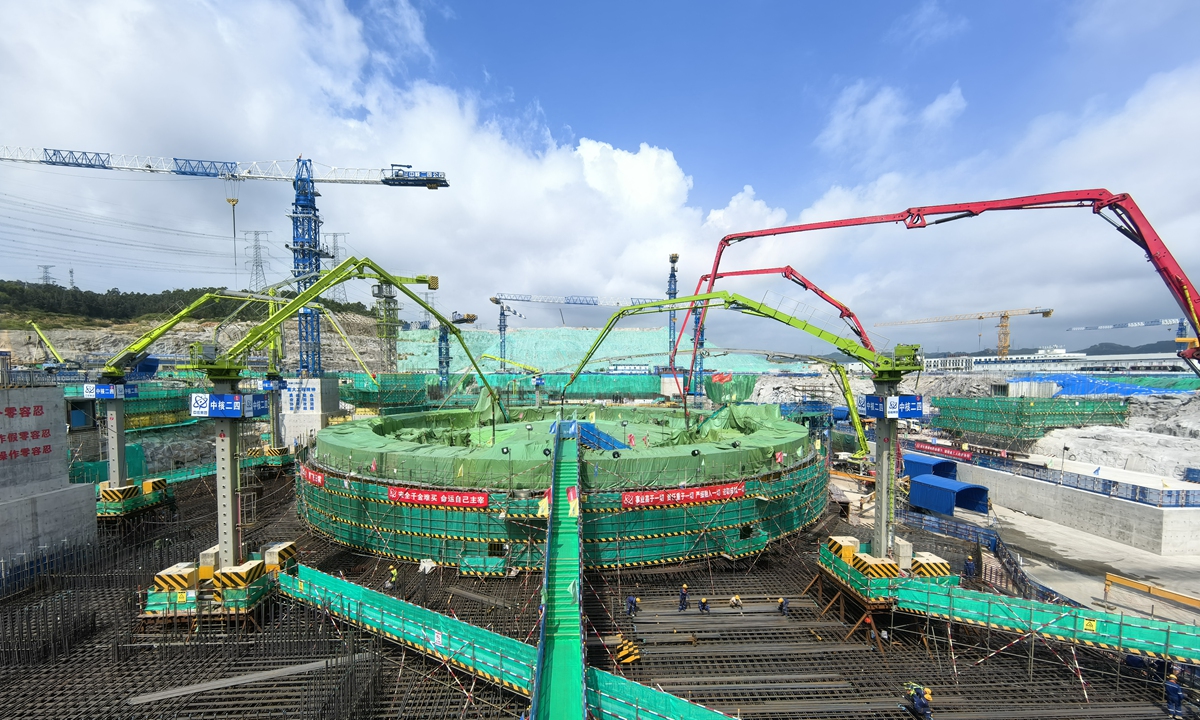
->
<box><xmin>957</xmin><ymin>463</ymin><xmax>1200</xmax><ymax>555</ymax></box>
<box><xmin>0</xmin><ymin>386</ymin><xmax>97</xmax><ymax>561</ymax></box>
<box><xmin>281</xmin><ymin>378</ymin><xmax>343</xmax><ymax>448</ymax></box>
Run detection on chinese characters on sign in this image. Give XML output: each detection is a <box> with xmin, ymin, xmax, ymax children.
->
<box><xmin>0</xmin><ymin>403</ymin><xmax>52</xmax><ymax>462</ymax></box>
<box><xmin>914</xmin><ymin>441</ymin><xmax>973</xmax><ymax>462</ymax></box>
<box><xmin>300</xmin><ymin>465</ymin><xmax>325</xmax><ymax>487</ymax></box>
<box><xmin>621</xmin><ymin>481</ymin><xmax>745</xmax><ymax>509</ymax></box>
<box><xmin>387</xmin><ymin>485</ymin><xmax>490</xmax><ymax>508</ymax></box>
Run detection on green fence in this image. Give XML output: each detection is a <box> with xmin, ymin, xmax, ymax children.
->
<box><xmin>278</xmin><ymin>565</ymin><xmax>537</xmax><ymax>695</ymax></box>
<box><xmin>585</xmin><ymin>667</ymin><xmax>729</xmax><ymax>720</ymax></box>
<box><xmin>69</xmin><ymin>444</ymin><xmax>146</xmax><ymax>484</ymax></box>
<box><xmin>931</xmin><ymin>396</ymin><xmax>1128</xmax><ymax>440</ymax></box>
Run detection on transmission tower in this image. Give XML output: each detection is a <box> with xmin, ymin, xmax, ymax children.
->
<box><xmin>243</xmin><ymin>231</ymin><xmax>271</xmax><ymax>292</ymax></box>
<box><xmin>37</xmin><ymin>265</ymin><xmax>55</xmax><ymax>285</ymax></box>
<box><xmin>68</xmin><ymin>268</ymin><xmax>75</xmax><ymax>289</ymax></box>
<box><xmin>322</xmin><ymin>233</ymin><xmax>349</xmax><ymax>303</ymax></box>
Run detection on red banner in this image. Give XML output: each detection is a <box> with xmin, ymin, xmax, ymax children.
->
<box><xmin>914</xmin><ymin>441</ymin><xmax>972</xmax><ymax>462</ymax></box>
<box><xmin>300</xmin><ymin>465</ymin><xmax>325</xmax><ymax>487</ymax></box>
<box><xmin>387</xmin><ymin>485</ymin><xmax>489</xmax><ymax>508</ymax></box>
<box><xmin>621</xmin><ymin>481</ymin><xmax>744</xmax><ymax>509</ymax></box>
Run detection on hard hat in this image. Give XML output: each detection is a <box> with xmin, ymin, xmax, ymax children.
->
<box><xmin>701</xmin><ymin>598</ymin><xmax>707</xmax><ymax>603</ymax></box>
<box><xmin>778</xmin><ymin>597</ymin><xmax>783</xmax><ymax>602</ymax></box>
<box><xmin>389</xmin><ymin>564</ymin><xmax>395</xmax><ymax>569</ymax></box>
<box><xmin>635</xmin><ymin>598</ymin><xmax>640</xmax><ymax>603</ymax></box>
<box><xmin>924</xmin><ymin>689</ymin><xmax>932</xmax><ymax>697</ymax></box>
<box><xmin>682</xmin><ymin>584</ymin><xmax>688</xmax><ymax>589</ymax></box>
<box><xmin>864</xmin><ymin>617</ymin><xmax>872</xmax><ymax>624</ymax></box>
<box><xmin>1171</xmin><ymin>674</ymin><xmax>1179</xmax><ymax>680</ymax></box>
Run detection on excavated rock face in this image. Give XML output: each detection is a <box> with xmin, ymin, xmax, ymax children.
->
<box><xmin>0</xmin><ymin>314</ymin><xmax>392</xmax><ymax>373</ymax></box>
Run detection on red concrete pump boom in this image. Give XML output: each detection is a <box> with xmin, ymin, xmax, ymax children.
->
<box><xmin>688</xmin><ymin>189</ymin><xmax>1200</xmax><ymax>377</ymax></box>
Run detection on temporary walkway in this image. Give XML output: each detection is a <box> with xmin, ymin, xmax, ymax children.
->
<box><xmin>532</xmin><ymin>436</ymin><xmax>585</xmax><ymax>719</ymax></box>
<box><xmin>818</xmin><ymin>546</ymin><xmax>1200</xmax><ymax>664</ymax></box>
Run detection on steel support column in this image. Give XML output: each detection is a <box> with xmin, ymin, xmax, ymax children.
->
<box><xmin>213</xmin><ymin>379</ymin><xmax>241</xmax><ymax>569</ymax></box>
<box><xmin>105</xmin><ymin>398</ymin><xmax>127</xmax><ymax>487</ymax></box>
<box><xmin>873</xmin><ymin>380</ymin><xmax>897</xmax><ymax>556</ymax></box>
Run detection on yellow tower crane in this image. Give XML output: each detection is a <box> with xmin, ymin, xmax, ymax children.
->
<box><xmin>875</xmin><ymin>307</ymin><xmax>1053</xmax><ymax>358</ymax></box>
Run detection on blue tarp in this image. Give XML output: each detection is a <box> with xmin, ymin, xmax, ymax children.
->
<box><xmin>909</xmin><ymin>474</ymin><xmax>989</xmax><ymax>516</ymax></box>
<box><xmin>904</xmin><ymin>453</ymin><xmax>957</xmax><ymax>480</ymax></box>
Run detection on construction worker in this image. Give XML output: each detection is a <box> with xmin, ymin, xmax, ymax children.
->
<box><xmin>384</xmin><ymin>564</ymin><xmax>397</xmax><ymax>591</ymax></box>
<box><xmin>963</xmin><ymin>556</ymin><xmax>976</xmax><ymax>579</ymax></box>
<box><xmin>912</xmin><ymin>687</ymin><xmax>932</xmax><ymax>720</ymax></box>
<box><xmin>625</xmin><ymin>595</ymin><xmax>639</xmax><ymax>616</ymax></box>
<box><xmin>678</xmin><ymin>584</ymin><xmax>689</xmax><ymax>612</ymax></box>
<box><xmin>777</xmin><ymin>597</ymin><xmax>790</xmax><ymax>616</ymax></box>
<box><xmin>698</xmin><ymin>597</ymin><xmax>710</xmax><ymax>614</ymax></box>
<box><xmin>1166</xmin><ymin>673</ymin><xmax>1184</xmax><ymax>718</ymax></box>
<box><xmin>729</xmin><ymin>594</ymin><xmax>743</xmax><ymax>610</ymax></box>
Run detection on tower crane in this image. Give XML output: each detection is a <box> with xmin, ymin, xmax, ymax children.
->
<box><xmin>0</xmin><ymin>145</ymin><xmax>448</xmax><ymax>375</ymax></box>
<box><xmin>874</xmin><ymin>307</ymin><xmax>1053</xmax><ymax>357</ymax></box>
<box><xmin>1068</xmin><ymin>317</ymin><xmax>1188</xmax><ymax>338</ymax></box>
<box><xmin>488</xmin><ymin>297</ymin><xmax>526</xmax><ymax>370</ymax></box>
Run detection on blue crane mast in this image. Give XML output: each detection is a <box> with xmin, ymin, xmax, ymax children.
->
<box><xmin>667</xmin><ymin>253</ymin><xmax>679</xmax><ymax>365</ymax></box>
<box><xmin>0</xmin><ymin>147</ymin><xmax>448</xmax><ymax>374</ymax></box>
<box><xmin>488</xmin><ymin>297</ymin><xmax>526</xmax><ymax>370</ymax></box>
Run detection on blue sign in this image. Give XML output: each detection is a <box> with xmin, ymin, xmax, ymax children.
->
<box><xmin>262</xmin><ymin>380</ymin><xmax>288</xmax><ymax>391</ymax></box>
<box><xmin>531</xmin><ymin>377</ymin><xmax>545</xmax><ymax>387</ymax></box>
<box><xmin>242</xmin><ymin>394</ymin><xmax>270</xmax><ymax>418</ymax></box>
<box><xmin>123</xmin><ymin>384</ymin><xmax>139</xmax><ymax>398</ymax></box>
<box><xmin>862</xmin><ymin>395</ymin><xmax>923</xmax><ymax>419</ymax></box>
<box><xmin>190</xmin><ymin>394</ymin><xmax>244</xmax><ymax>418</ymax></box>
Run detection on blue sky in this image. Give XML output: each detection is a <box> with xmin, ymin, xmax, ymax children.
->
<box><xmin>1</xmin><ymin>1</ymin><xmax>1199</xmax><ymax>356</ymax></box>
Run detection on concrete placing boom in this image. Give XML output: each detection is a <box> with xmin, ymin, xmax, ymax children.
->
<box><xmin>570</xmin><ymin>291</ymin><xmax>921</xmax><ymax>560</ymax></box>
<box><xmin>875</xmin><ymin>306</ymin><xmax>1053</xmax><ymax>357</ymax></box>
<box><xmin>26</xmin><ymin>321</ymin><xmax>65</xmax><ymax>364</ymax></box>
<box><xmin>692</xmin><ymin>189</ymin><xmax>1200</xmax><ymax>377</ymax></box>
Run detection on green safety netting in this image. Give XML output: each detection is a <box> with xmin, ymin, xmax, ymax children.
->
<box><xmin>296</xmin><ymin>449</ymin><xmax>827</xmax><ymax>569</ymax></box>
<box><xmin>69</xmin><ymin>443</ymin><xmax>146</xmax><ymax>484</ymax></box>
<box><xmin>279</xmin><ymin>565</ymin><xmax>537</xmax><ymax>693</ymax></box>
<box><xmin>704</xmin><ymin>375</ymin><xmax>757</xmax><ymax>404</ymax></box>
<box><xmin>586</xmin><ymin>667</ymin><xmax>730</xmax><ymax>720</ymax></box>
<box><xmin>931</xmin><ymin>396</ymin><xmax>1128</xmax><ymax>440</ymax></box>
<box><xmin>1106</xmin><ymin>375</ymin><xmax>1200</xmax><ymax>391</ymax></box>
<box><xmin>311</xmin><ymin>405</ymin><xmax>810</xmax><ymax>490</ymax></box>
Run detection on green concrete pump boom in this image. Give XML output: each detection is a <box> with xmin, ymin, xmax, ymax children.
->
<box><xmin>569</xmin><ymin>291</ymin><xmax>923</xmax><ymax>386</ymax></box>
<box><xmin>102</xmin><ymin>292</ymin><xmax>233</xmax><ymax>379</ymax></box>
<box><xmin>26</xmin><ymin>321</ymin><xmax>65</xmax><ymax>364</ymax></box>
<box><xmin>200</xmin><ymin>256</ymin><xmax>510</xmax><ymax>421</ymax></box>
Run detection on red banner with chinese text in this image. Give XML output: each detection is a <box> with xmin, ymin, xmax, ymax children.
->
<box><xmin>914</xmin><ymin>441</ymin><xmax>973</xmax><ymax>462</ymax></box>
<box><xmin>387</xmin><ymin>485</ymin><xmax>489</xmax><ymax>508</ymax></box>
<box><xmin>621</xmin><ymin>481</ymin><xmax>744</xmax><ymax>509</ymax></box>
<box><xmin>300</xmin><ymin>465</ymin><xmax>325</xmax><ymax>487</ymax></box>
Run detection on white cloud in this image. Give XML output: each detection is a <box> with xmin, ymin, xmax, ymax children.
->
<box><xmin>0</xmin><ymin>1</ymin><xmax>1195</xmax><ymax>358</ymax></box>
<box><xmin>920</xmin><ymin>83</ymin><xmax>966</xmax><ymax>129</ymax></box>
<box><xmin>814</xmin><ymin>81</ymin><xmax>967</xmax><ymax>170</ymax></box>
<box><xmin>888</xmin><ymin>0</ymin><xmax>969</xmax><ymax>48</ymax></box>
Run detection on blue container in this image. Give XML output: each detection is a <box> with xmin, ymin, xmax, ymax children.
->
<box><xmin>1185</xmin><ymin>468</ymin><xmax>1200</xmax><ymax>483</ymax></box>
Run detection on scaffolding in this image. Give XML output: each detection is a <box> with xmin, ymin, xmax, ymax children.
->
<box><xmin>930</xmin><ymin>396</ymin><xmax>1128</xmax><ymax>448</ymax></box>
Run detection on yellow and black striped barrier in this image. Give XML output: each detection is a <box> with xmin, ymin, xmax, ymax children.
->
<box><xmin>100</xmin><ymin>484</ymin><xmax>141</xmax><ymax>502</ymax></box>
<box><xmin>263</xmin><ymin>541</ymin><xmax>298</xmax><ymax>572</ymax></box>
<box><xmin>852</xmin><ymin>552</ymin><xmax>900</xmax><ymax>579</ymax></box>
<box><xmin>141</xmin><ymin>478</ymin><xmax>167</xmax><ymax>495</ymax></box>
<box><xmin>826</xmin><ymin>535</ymin><xmax>860</xmax><ymax>564</ymax></box>
<box><xmin>911</xmin><ymin>552</ymin><xmax>951</xmax><ymax>577</ymax></box>
<box><xmin>153</xmin><ymin>562</ymin><xmax>198</xmax><ymax>591</ymax></box>
<box><xmin>213</xmin><ymin>559</ymin><xmax>266</xmax><ymax>589</ymax></box>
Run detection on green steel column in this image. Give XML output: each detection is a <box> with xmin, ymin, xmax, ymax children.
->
<box><xmin>213</xmin><ymin>379</ymin><xmax>241</xmax><ymax>569</ymax></box>
<box><xmin>873</xmin><ymin>379</ymin><xmax>896</xmax><ymax>556</ymax></box>
<box><xmin>105</xmin><ymin>397</ymin><xmax>127</xmax><ymax>487</ymax></box>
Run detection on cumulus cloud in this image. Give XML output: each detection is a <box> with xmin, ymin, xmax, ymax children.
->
<box><xmin>0</xmin><ymin>1</ymin><xmax>1196</xmax><ymax>357</ymax></box>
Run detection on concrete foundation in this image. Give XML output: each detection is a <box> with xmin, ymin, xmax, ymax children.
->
<box><xmin>0</xmin><ymin>386</ymin><xmax>97</xmax><ymax>561</ymax></box>
<box><xmin>957</xmin><ymin>462</ymin><xmax>1200</xmax><ymax>555</ymax></box>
